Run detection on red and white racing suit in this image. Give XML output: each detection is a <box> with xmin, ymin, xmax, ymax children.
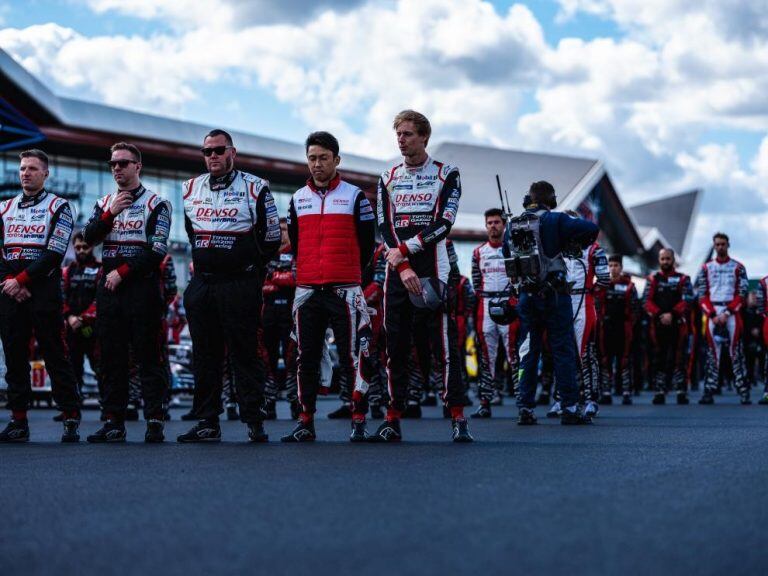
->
<box><xmin>472</xmin><ymin>240</ymin><xmax>517</xmax><ymax>403</ymax></box>
<box><xmin>565</xmin><ymin>243</ymin><xmax>609</xmax><ymax>402</ymax></box>
<box><xmin>695</xmin><ymin>257</ymin><xmax>749</xmax><ymax>397</ymax></box>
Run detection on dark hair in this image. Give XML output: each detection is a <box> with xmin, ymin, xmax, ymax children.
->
<box><xmin>528</xmin><ymin>181</ymin><xmax>557</xmax><ymax>208</ymax></box>
<box><xmin>72</xmin><ymin>231</ymin><xmax>86</xmax><ymax>244</ymax></box>
<box><xmin>608</xmin><ymin>254</ymin><xmax>623</xmax><ymax>265</ymax></box>
<box><xmin>110</xmin><ymin>142</ymin><xmax>142</xmax><ymax>163</ymax></box>
<box><xmin>713</xmin><ymin>232</ymin><xmax>729</xmax><ymax>243</ymax></box>
<box><xmin>484</xmin><ymin>208</ymin><xmax>505</xmax><ymax>220</ymax></box>
<box><xmin>305</xmin><ymin>131</ymin><xmax>340</xmax><ymax>157</ymax></box>
<box><xmin>204</xmin><ymin>129</ymin><xmax>234</xmax><ymax>146</ymax></box>
<box><xmin>659</xmin><ymin>247</ymin><xmax>676</xmax><ymax>258</ymax></box>
<box><xmin>19</xmin><ymin>149</ymin><xmax>49</xmax><ymax>168</ymax></box>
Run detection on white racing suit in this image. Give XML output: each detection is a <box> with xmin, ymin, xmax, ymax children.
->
<box><xmin>566</xmin><ymin>243</ymin><xmax>609</xmax><ymax>403</ymax></box>
<box><xmin>695</xmin><ymin>257</ymin><xmax>749</xmax><ymax>399</ymax></box>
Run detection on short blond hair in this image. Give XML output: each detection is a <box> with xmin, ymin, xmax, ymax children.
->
<box><xmin>110</xmin><ymin>142</ymin><xmax>142</xmax><ymax>163</ymax></box>
<box><xmin>393</xmin><ymin>109</ymin><xmax>431</xmax><ymax>143</ymax></box>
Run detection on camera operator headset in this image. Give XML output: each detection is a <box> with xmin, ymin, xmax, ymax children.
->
<box><xmin>491</xmin><ymin>181</ymin><xmax>599</xmax><ymax>425</ymax></box>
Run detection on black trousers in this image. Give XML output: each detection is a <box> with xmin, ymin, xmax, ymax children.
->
<box><xmin>185</xmin><ymin>275</ymin><xmax>265</xmax><ymax>424</ymax></box>
<box><xmin>262</xmin><ymin>301</ymin><xmax>297</xmax><ymax>403</ymax></box>
<box><xmin>0</xmin><ymin>294</ymin><xmax>80</xmax><ymax>413</ymax></box>
<box><xmin>295</xmin><ymin>287</ymin><xmax>367</xmax><ymax>414</ymax></box>
<box><xmin>650</xmin><ymin>321</ymin><xmax>688</xmax><ymax>393</ymax></box>
<box><xmin>384</xmin><ymin>273</ymin><xmax>463</xmax><ymax>411</ymax></box>
<box><xmin>97</xmin><ymin>277</ymin><xmax>167</xmax><ymax>421</ymax></box>
<box><xmin>67</xmin><ymin>328</ymin><xmax>101</xmax><ymax>397</ymax></box>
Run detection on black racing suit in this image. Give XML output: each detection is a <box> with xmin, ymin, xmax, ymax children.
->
<box><xmin>83</xmin><ymin>184</ymin><xmax>171</xmax><ymax>421</ymax></box>
<box><xmin>644</xmin><ymin>270</ymin><xmax>694</xmax><ymax>394</ymax></box>
<box><xmin>596</xmin><ymin>274</ymin><xmax>639</xmax><ymax>396</ymax></box>
<box><xmin>262</xmin><ymin>248</ymin><xmax>297</xmax><ymax>404</ymax></box>
<box><xmin>377</xmin><ymin>157</ymin><xmax>464</xmax><ymax>413</ymax></box>
<box><xmin>0</xmin><ymin>189</ymin><xmax>81</xmax><ymax>416</ymax></box>
<box><xmin>61</xmin><ymin>257</ymin><xmax>102</xmax><ymax>396</ymax></box>
<box><xmin>183</xmin><ymin>169</ymin><xmax>280</xmax><ymax>424</ymax></box>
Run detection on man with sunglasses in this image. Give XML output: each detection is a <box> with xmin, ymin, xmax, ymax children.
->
<box><xmin>178</xmin><ymin>129</ymin><xmax>281</xmax><ymax>443</ymax></box>
<box><xmin>83</xmin><ymin>142</ymin><xmax>172</xmax><ymax>443</ymax></box>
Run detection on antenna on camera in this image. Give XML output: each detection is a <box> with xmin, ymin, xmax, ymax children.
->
<box><xmin>496</xmin><ymin>174</ymin><xmax>511</xmax><ymax>217</ymax></box>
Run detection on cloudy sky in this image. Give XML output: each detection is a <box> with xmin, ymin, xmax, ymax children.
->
<box><xmin>2</xmin><ymin>0</ymin><xmax>768</xmax><ymax>272</ymax></box>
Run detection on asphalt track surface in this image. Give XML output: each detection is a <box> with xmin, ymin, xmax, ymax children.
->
<box><xmin>1</xmin><ymin>391</ymin><xmax>766</xmax><ymax>576</ymax></box>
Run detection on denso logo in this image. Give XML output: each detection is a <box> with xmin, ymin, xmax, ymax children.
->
<box><xmin>114</xmin><ymin>220</ymin><xmax>144</xmax><ymax>231</ymax></box>
<box><xmin>196</xmin><ymin>207</ymin><xmax>238</xmax><ymax>218</ymax></box>
<box><xmin>7</xmin><ymin>224</ymin><xmax>45</xmax><ymax>235</ymax></box>
<box><xmin>395</xmin><ymin>193</ymin><xmax>433</xmax><ymax>203</ymax></box>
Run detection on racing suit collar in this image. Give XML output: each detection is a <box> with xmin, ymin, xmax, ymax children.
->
<box><xmin>210</xmin><ymin>169</ymin><xmax>237</xmax><ymax>191</ymax></box>
<box><xmin>715</xmin><ymin>255</ymin><xmax>731</xmax><ymax>264</ymax></box>
<box><xmin>19</xmin><ymin>188</ymin><xmax>48</xmax><ymax>208</ymax></box>
<box><xmin>488</xmin><ymin>240</ymin><xmax>503</xmax><ymax>248</ymax></box>
<box><xmin>306</xmin><ymin>172</ymin><xmax>341</xmax><ymax>193</ymax></box>
<box><xmin>403</xmin><ymin>155</ymin><xmax>431</xmax><ymax>172</ymax></box>
<box><xmin>659</xmin><ymin>268</ymin><xmax>677</xmax><ymax>277</ymax></box>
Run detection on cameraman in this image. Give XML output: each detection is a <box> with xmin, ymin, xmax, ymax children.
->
<box><xmin>509</xmin><ymin>181</ymin><xmax>598</xmax><ymax>425</ymax></box>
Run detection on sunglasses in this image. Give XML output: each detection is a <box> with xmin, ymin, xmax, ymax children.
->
<box><xmin>108</xmin><ymin>159</ymin><xmax>138</xmax><ymax>169</ymax></box>
<box><xmin>201</xmin><ymin>146</ymin><xmax>233</xmax><ymax>157</ymax></box>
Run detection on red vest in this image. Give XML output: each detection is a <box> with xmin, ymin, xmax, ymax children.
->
<box><xmin>293</xmin><ymin>176</ymin><xmax>362</xmax><ymax>285</ymax></box>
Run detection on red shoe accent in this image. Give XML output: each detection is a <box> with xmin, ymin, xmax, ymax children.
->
<box><xmin>450</xmin><ymin>406</ymin><xmax>465</xmax><ymax>420</ymax></box>
<box><xmin>12</xmin><ymin>410</ymin><xmax>27</xmax><ymax>421</ymax></box>
<box><xmin>299</xmin><ymin>412</ymin><xmax>314</xmax><ymax>424</ymax></box>
<box><xmin>386</xmin><ymin>408</ymin><xmax>402</xmax><ymax>422</ymax></box>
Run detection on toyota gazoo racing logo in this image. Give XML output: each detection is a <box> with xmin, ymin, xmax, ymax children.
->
<box><xmin>3</xmin><ymin>247</ymin><xmax>23</xmax><ymax>260</ymax></box>
<box><xmin>195</xmin><ymin>207</ymin><xmax>239</xmax><ymax>222</ymax></box>
<box><xmin>195</xmin><ymin>235</ymin><xmax>212</xmax><ymax>248</ymax></box>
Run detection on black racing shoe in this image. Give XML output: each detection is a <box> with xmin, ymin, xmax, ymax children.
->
<box><xmin>517</xmin><ymin>408</ymin><xmax>538</xmax><ymax>426</ymax></box>
<box><xmin>452</xmin><ymin>418</ymin><xmax>474</xmax><ymax>442</ymax></box>
<box><xmin>226</xmin><ymin>405</ymin><xmax>240</xmax><ymax>421</ymax></box>
<box><xmin>471</xmin><ymin>403</ymin><xmax>492</xmax><ymax>419</ymax></box>
<box><xmin>327</xmin><ymin>403</ymin><xmax>352</xmax><ymax>420</ymax></box>
<box><xmin>180</xmin><ymin>410</ymin><xmax>197</xmax><ymax>421</ymax></box>
<box><xmin>177</xmin><ymin>420</ymin><xmax>221</xmax><ymax>443</ymax></box>
<box><xmin>368</xmin><ymin>419</ymin><xmax>402</xmax><ymax>443</ymax></box>
<box><xmin>652</xmin><ymin>393</ymin><xmax>666</xmax><ymax>405</ymax></box>
<box><xmin>698</xmin><ymin>393</ymin><xmax>715</xmax><ymax>405</ymax></box>
<box><xmin>758</xmin><ymin>393</ymin><xmax>768</xmax><ymax>405</ymax></box>
<box><xmin>0</xmin><ymin>419</ymin><xmax>30</xmax><ymax>443</ymax></box>
<box><xmin>740</xmin><ymin>393</ymin><xmax>752</xmax><ymax>405</ymax></box>
<box><xmin>622</xmin><ymin>393</ymin><xmax>633</xmax><ymax>405</ymax></box>
<box><xmin>262</xmin><ymin>400</ymin><xmax>277</xmax><ymax>421</ymax></box>
<box><xmin>536</xmin><ymin>392</ymin><xmax>551</xmax><ymax>406</ymax></box>
<box><xmin>125</xmin><ymin>406</ymin><xmax>140</xmax><ymax>421</ymax></box>
<box><xmin>61</xmin><ymin>419</ymin><xmax>80</xmax><ymax>443</ymax></box>
<box><xmin>421</xmin><ymin>393</ymin><xmax>438</xmax><ymax>406</ymax></box>
<box><xmin>87</xmin><ymin>421</ymin><xmax>127</xmax><ymax>443</ymax></box>
<box><xmin>53</xmin><ymin>412</ymin><xmax>65</xmax><ymax>422</ymax></box>
<box><xmin>369</xmin><ymin>404</ymin><xmax>385</xmax><ymax>420</ymax></box>
<box><xmin>676</xmin><ymin>392</ymin><xmax>690</xmax><ymax>405</ymax></box>
<box><xmin>561</xmin><ymin>408</ymin><xmax>592</xmax><ymax>425</ymax></box>
<box><xmin>350</xmin><ymin>419</ymin><xmax>369</xmax><ymax>443</ymax></box>
<box><xmin>289</xmin><ymin>401</ymin><xmax>302</xmax><ymax>421</ymax></box>
<box><xmin>247</xmin><ymin>421</ymin><xmax>269</xmax><ymax>443</ymax></box>
<box><xmin>144</xmin><ymin>419</ymin><xmax>165</xmax><ymax>443</ymax></box>
<box><xmin>280</xmin><ymin>420</ymin><xmax>316</xmax><ymax>442</ymax></box>
<box><xmin>598</xmin><ymin>393</ymin><xmax>613</xmax><ymax>405</ymax></box>
<box><xmin>403</xmin><ymin>403</ymin><xmax>422</xmax><ymax>419</ymax></box>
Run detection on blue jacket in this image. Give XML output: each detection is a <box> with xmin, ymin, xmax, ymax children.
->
<box><xmin>530</xmin><ymin>209</ymin><xmax>599</xmax><ymax>258</ymax></box>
